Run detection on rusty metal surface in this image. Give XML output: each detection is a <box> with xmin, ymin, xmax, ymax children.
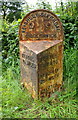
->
<box><xmin>19</xmin><ymin>9</ymin><xmax>64</xmax><ymax>41</ymax></box>
<box><xmin>20</xmin><ymin>42</ymin><xmax>38</xmax><ymax>98</ymax></box>
<box><xmin>19</xmin><ymin>41</ymin><xmax>63</xmax><ymax>98</ymax></box>
<box><xmin>19</xmin><ymin>9</ymin><xmax>64</xmax><ymax>99</ymax></box>
<box><xmin>37</xmin><ymin>42</ymin><xmax>63</xmax><ymax>98</ymax></box>
<box><xmin>19</xmin><ymin>40</ymin><xmax>62</xmax><ymax>54</ymax></box>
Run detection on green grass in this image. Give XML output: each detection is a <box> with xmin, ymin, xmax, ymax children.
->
<box><xmin>1</xmin><ymin>48</ymin><xmax>78</xmax><ymax>119</ymax></box>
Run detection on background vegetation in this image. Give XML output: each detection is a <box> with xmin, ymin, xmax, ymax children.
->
<box><xmin>1</xmin><ymin>0</ymin><xmax>78</xmax><ymax>119</ymax></box>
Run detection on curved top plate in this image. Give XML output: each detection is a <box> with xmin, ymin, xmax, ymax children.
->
<box><xmin>19</xmin><ymin>9</ymin><xmax>64</xmax><ymax>41</ymax></box>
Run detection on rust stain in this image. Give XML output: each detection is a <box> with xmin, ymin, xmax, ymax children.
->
<box><xmin>19</xmin><ymin>9</ymin><xmax>64</xmax><ymax>99</ymax></box>
<box><xmin>19</xmin><ymin>9</ymin><xmax>64</xmax><ymax>41</ymax></box>
<box><xmin>19</xmin><ymin>40</ymin><xmax>63</xmax><ymax>99</ymax></box>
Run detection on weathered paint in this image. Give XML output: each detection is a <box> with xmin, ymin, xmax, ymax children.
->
<box><xmin>19</xmin><ymin>9</ymin><xmax>64</xmax><ymax>41</ymax></box>
<box><xmin>19</xmin><ymin>9</ymin><xmax>64</xmax><ymax>99</ymax></box>
<box><xmin>19</xmin><ymin>40</ymin><xmax>63</xmax><ymax>99</ymax></box>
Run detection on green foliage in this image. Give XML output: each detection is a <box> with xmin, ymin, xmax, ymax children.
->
<box><xmin>36</xmin><ymin>0</ymin><xmax>52</xmax><ymax>10</ymax></box>
<box><xmin>2</xmin><ymin>19</ymin><xmax>22</xmax><ymax>70</ymax></box>
<box><xmin>1</xmin><ymin>49</ymin><xmax>77</xmax><ymax>118</ymax></box>
<box><xmin>0</xmin><ymin>1</ymin><xmax>24</xmax><ymax>22</ymax></box>
<box><xmin>61</xmin><ymin>15</ymin><xmax>78</xmax><ymax>49</ymax></box>
<box><xmin>54</xmin><ymin>1</ymin><xmax>78</xmax><ymax>49</ymax></box>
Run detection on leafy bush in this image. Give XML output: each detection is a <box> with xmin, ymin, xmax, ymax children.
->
<box><xmin>2</xmin><ymin>19</ymin><xmax>21</xmax><ymax>70</ymax></box>
<box><xmin>0</xmin><ymin>1</ymin><xmax>24</xmax><ymax>23</ymax></box>
<box><xmin>60</xmin><ymin>14</ymin><xmax>78</xmax><ymax>49</ymax></box>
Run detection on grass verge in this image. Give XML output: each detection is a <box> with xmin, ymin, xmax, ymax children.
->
<box><xmin>1</xmin><ymin>48</ymin><xmax>77</xmax><ymax>118</ymax></box>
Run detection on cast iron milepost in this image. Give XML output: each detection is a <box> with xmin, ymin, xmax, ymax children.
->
<box><xmin>19</xmin><ymin>9</ymin><xmax>64</xmax><ymax>99</ymax></box>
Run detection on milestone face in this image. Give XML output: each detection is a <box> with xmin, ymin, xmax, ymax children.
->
<box><xmin>19</xmin><ymin>9</ymin><xmax>63</xmax><ymax>41</ymax></box>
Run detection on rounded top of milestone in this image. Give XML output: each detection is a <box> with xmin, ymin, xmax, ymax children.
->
<box><xmin>19</xmin><ymin>9</ymin><xmax>64</xmax><ymax>41</ymax></box>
